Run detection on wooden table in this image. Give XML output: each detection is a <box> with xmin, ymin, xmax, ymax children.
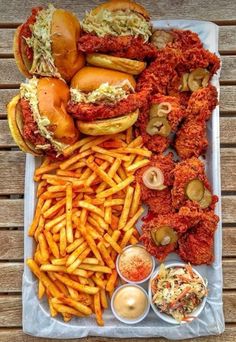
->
<box><xmin>0</xmin><ymin>0</ymin><xmax>236</xmax><ymax>341</ymax></box>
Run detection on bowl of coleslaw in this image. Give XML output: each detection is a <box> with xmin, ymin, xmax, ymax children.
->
<box><xmin>148</xmin><ymin>262</ymin><xmax>208</xmax><ymax>324</ymax></box>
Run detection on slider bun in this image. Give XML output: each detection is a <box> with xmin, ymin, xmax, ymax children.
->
<box><xmin>87</xmin><ymin>53</ymin><xmax>146</xmax><ymax>75</ymax></box>
<box><xmin>71</xmin><ymin>66</ymin><xmax>136</xmax><ymax>92</ymax></box>
<box><xmin>92</xmin><ymin>0</ymin><xmax>150</xmax><ymax>19</ymax></box>
<box><xmin>37</xmin><ymin>78</ymin><xmax>79</xmax><ymax>145</ymax></box>
<box><xmin>51</xmin><ymin>9</ymin><xmax>85</xmax><ymax>82</ymax></box>
<box><xmin>13</xmin><ymin>25</ymin><xmax>32</xmax><ymax>78</ymax></box>
<box><xmin>13</xmin><ymin>8</ymin><xmax>85</xmax><ymax>81</ymax></box>
<box><xmin>7</xmin><ymin>95</ymin><xmax>42</xmax><ymax>156</ymax></box>
<box><xmin>77</xmin><ymin>109</ymin><xmax>139</xmax><ymax>136</ymax></box>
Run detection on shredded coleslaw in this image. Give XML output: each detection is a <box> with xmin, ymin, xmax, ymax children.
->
<box><xmin>151</xmin><ymin>264</ymin><xmax>207</xmax><ymax>322</ymax></box>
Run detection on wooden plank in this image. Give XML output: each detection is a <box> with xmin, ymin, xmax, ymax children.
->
<box><xmin>0</xmin><ymin>328</ymin><xmax>234</xmax><ymax>342</ymax></box>
<box><xmin>0</xmin><ymin>227</ymin><xmax>233</xmax><ymax>262</ymax></box>
<box><xmin>0</xmin><ymin>29</ymin><xmax>14</xmax><ymax>55</ymax></box>
<box><xmin>220</xmin><ymin>119</ymin><xmax>236</xmax><ymax>145</ymax></box>
<box><xmin>219</xmin><ymin>26</ymin><xmax>236</xmax><ymax>54</ymax></box>
<box><xmin>1</xmin><ymin>0</ymin><xmax>236</xmax><ymax>24</ymax></box>
<box><xmin>0</xmin><ymin>200</ymin><xmax>24</xmax><ymax>227</ymax></box>
<box><xmin>0</xmin><ymin>148</ymin><xmax>233</xmax><ymax>196</ymax></box>
<box><xmin>223</xmin><ymin>228</ymin><xmax>236</xmax><ymax>257</ymax></box>
<box><xmin>0</xmin><ymin>196</ymin><xmax>235</xmax><ymax>227</ymax></box>
<box><xmin>0</xmin><ymin>86</ymin><xmax>235</xmax><ymax>119</ymax></box>
<box><xmin>0</xmin><ymin>121</ymin><xmax>15</xmax><ymax>147</ymax></box>
<box><xmin>0</xmin><ymin>89</ymin><xmax>19</xmax><ymax>118</ymax></box>
<box><xmin>221</xmin><ymin>148</ymin><xmax>236</xmax><ymax>192</ymax></box>
<box><xmin>0</xmin><ymin>55</ymin><xmax>235</xmax><ymax>86</ymax></box>
<box><xmin>0</xmin><ymin>152</ymin><xmax>25</xmax><ymax>195</ymax></box>
<box><xmin>0</xmin><ymin>231</ymin><xmax>23</xmax><ymax>260</ymax></box>
<box><xmin>0</xmin><ymin>293</ymin><xmax>234</xmax><ymax>329</ymax></box>
<box><xmin>0</xmin><ymin>117</ymin><xmax>236</xmax><ymax>147</ymax></box>
<box><xmin>0</xmin><ymin>259</ymin><xmax>235</xmax><ymax>292</ymax></box>
<box><xmin>1</xmin><ymin>26</ymin><xmax>235</xmax><ymax>56</ymax></box>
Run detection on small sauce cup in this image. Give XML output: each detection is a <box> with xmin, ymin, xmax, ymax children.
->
<box><xmin>116</xmin><ymin>244</ymin><xmax>155</xmax><ymax>284</ymax></box>
<box><xmin>111</xmin><ymin>284</ymin><xmax>150</xmax><ymax>324</ymax></box>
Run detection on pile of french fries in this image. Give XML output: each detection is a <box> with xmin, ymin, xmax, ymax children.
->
<box><xmin>27</xmin><ymin>128</ymin><xmax>152</xmax><ymax>325</ymax></box>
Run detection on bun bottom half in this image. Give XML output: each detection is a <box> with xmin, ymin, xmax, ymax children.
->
<box><xmin>76</xmin><ymin>110</ymin><xmax>139</xmax><ymax>136</ymax></box>
<box><xmin>7</xmin><ymin>95</ymin><xmax>43</xmax><ymax>156</ymax></box>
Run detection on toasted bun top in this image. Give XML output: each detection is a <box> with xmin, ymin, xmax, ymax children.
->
<box><xmin>71</xmin><ymin>66</ymin><xmax>136</xmax><ymax>92</ymax></box>
<box><xmin>51</xmin><ymin>9</ymin><xmax>85</xmax><ymax>82</ymax></box>
<box><xmin>37</xmin><ymin>78</ymin><xmax>78</xmax><ymax>144</ymax></box>
<box><xmin>92</xmin><ymin>0</ymin><xmax>149</xmax><ymax>19</ymax></box>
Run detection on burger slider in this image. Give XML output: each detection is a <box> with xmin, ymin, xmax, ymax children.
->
<box><xmin>7</xmin><ymin>77</ymin><xmax>79</xmax><ymax>157</ymax></box>
<box><xmin>68</xmin><ymin>66</ymin><xmax>147</xmax><ymax>136</ymax></box>
<box><xmin>14</xmin><ymin>4</ymin><xmax>85</xmax><ymax>81</ymax></box>
<box><xmin>78</xmin><ymin>0</ymin><xmax>157</xmax><ymax>62</ymax></box>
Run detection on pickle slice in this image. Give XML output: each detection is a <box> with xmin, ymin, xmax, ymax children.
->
<box><xmin>199</xmin><ymin>188</ymin><xmax>212</xmax><ymax>209</ymax></box>
<box><xmin>151</xmin><ymin>226</ymin><xmax>178</xmax><ymax>246</ymax></box>
<box><xmin>146</xmin><ymin>117</ymin><xmax>171</xmax><ymax>137</ymax></box>
<box><xmin>185</xmin><ymin>179</ymin><xmax>204</xmax><ymax>202</ymax></box>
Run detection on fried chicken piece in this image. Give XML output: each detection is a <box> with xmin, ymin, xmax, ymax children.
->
<box><xmin>68</xmin><ymin>86</ymin><xmax>151</xmax><ymax>121</ymax></box>
<box><xmin>170</xmin><ymin>29</ymin><xmax>203</xmax><ymax>50</ymax></box>
<box><xmin>135</xmin><ymin>153</ymin><xmax>175</xmax><ymax>200</ymax></box>
<box><xmin>171</xmin><ymin>157</ymin><xmax>213</xmax><ymax>209</ymax></box>
<box><xmin>140</xmin><ymin>214</ymin><xmax>188</xmax><ymax>262</ymax></box>
<box><xmin>186</xmin><ymin>84</ymin><xmax>218</xmax><ymax>121</ymax></box>
<box><xmin>137</xmin><ymin>47</ymin><xmax>181</xmax><ymax>95</ymax></box>
<box><xmin>178</xmin><ymin>47</ymin><xmax>220</xmax><ymax>75</ymax></box>
<box><xmin>136</xmin><ymin>94</ymin><xmax>185</xmax><ymax>153</ymax></box>
<box><xmin>78</xmin><ymin>34</ymin><xmax>158</xmax><ymax>60</ymax></box>
<box><xmin>174</xmin><ymin>119</ymin><xmax>208</xmax><ymax>159</ymax></box>
<box><xmin>178</xmin><ymin>209</ymin><xmax>218</xmax><ymax>265</ymax></box>
<box><xmin>145</xmin><ymin>189</ymin><xmax>173</xmax><ymax>215</ymax></box>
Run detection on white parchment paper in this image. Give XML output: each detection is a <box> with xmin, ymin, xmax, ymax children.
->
<box><xmin>23</xmin><ymin>20</ymin><xmax>224</xmax><ymax>339</ymax></box>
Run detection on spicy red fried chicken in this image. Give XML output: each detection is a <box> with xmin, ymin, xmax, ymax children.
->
<box><xmin>140</xmin><ymin>214</ymin><xmax>188</xmax><ymax>262</ymax></box>
<box><xmin>136</xmin><ymin>93</ymin><xmax>185</xmax><ymax>153</ymax></box>
<box><xmin>135</xmin><ymin>153</ymin><xmax>175</xmax><ymax>214</ymax></box>
<box><xmin>171</xmin><ymin>157</ymin><xmax>218</xmax><ymax>210</ymax></box>
<box><xmin>174</xmin><ymin>119</ymin><xmax>208</xmax><ymax>159</ymax></box>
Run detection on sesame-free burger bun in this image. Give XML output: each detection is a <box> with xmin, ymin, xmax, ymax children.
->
<box><xmin>13</xmin><ymin>6</ymin><xmax>85</xmax><ymax>82</ymax></box>
<box><xmin>77</xmin><ymin>109</ymin><xmax>139</xmax><ymax>136</ymax></box>
<box><xmin>86</xmin><ymin>53</ymin><xmax>146</xmax><ymax>75</ymax></box>
<box><xmin>71</xmin><ymin>66</ymin><xmax>136</xmax><ymax>92</ymax></box>
<box><xmin>91</xmin><ymin>0</ymin><xmax>150</xmax><ymax>19</ymax></box>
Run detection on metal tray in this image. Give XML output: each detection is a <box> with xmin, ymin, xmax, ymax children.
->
<box><xmin>23</xmin><ymin>20</ymin><xmax>224</xmax><ymax>339</ymax></box>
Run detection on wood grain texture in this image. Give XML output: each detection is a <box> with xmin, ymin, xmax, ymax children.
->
<box><xmin>0</xmin><ymin>328</ymin><xmax>235</xmax><ymax>342</ymax></box>
<box><xmin>0</xmin><ymin>56</ymin><xmax>235</xmax><ymax>86</ymax></box>
<box><xmin>0</xmin><ymin>227</ymin><xmax>233</xmax><ymax>261</ymax></box>
<box><xmin>0</xmin><ymin>117</ymin><xmax>235</xmax><ymax>147</ymax></box>
<box><xmin>0</xmin><ymin>292</ymin><xmax>234</xmax><ymax>328</ymax></box>
<box><xmin>0</xmin><ymin>231</ymin><xmax>23</xmax><ymax>260</ymax></box>
<box><xmin>0</xmin><ymin>259</ymin><xmax>235</xmax><ymax>292</ymax></box>
<box><xmin>1</xmin><ymin>26</ymin><xmax>235</xmax><ymax>55</ymax></box>
<box><xmin>0</xmin><ymin>196</ymin><xmax>236</xmax><ymax>227</ymax></box>
<box><xmin>0</xmin><ymin>152</ymin><xmax>25</xmax><ymax>195</ymax></box>
<box><xmin>1</xmin><ymin>0</ymin><xmax>236</xmax><ymax>23</ymax></box>
<box><xmin>0</xmin><ymin>85</ymin><xmax>235</xmax><ymax>118</ymax></box>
